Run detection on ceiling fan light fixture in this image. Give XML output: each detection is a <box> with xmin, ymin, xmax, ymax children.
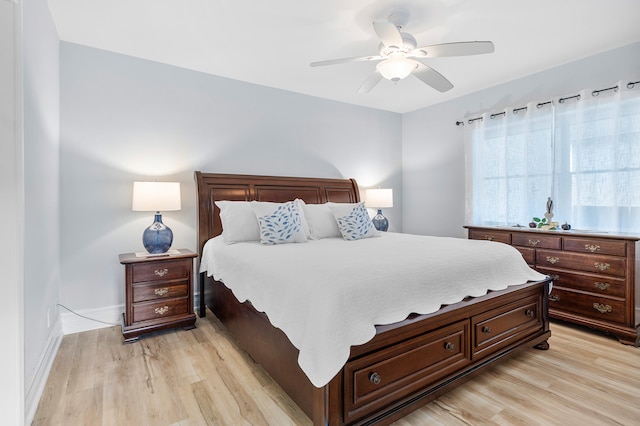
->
<box><xmin>376</xmin><ymin>58</ymin><xmax>416</xmax><ymax>82</ymax></box>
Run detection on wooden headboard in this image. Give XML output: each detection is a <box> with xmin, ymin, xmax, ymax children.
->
<box><xmin>194</xmin><ymin>172</ymin><xmax>360</xmax><ymax>255</ymax></box>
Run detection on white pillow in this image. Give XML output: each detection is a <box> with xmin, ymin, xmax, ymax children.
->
<box><xmin>300</xmin><ymin>202</ymin><xmax>342</xmax><ymax>239</ymax></box>
<box><xmin>215</xmin><ymin>200</ymin><xmax>260</xmax><ymax>244</ymax></box>
<box><xmin>294</xmin><ymin>199</ymin><xmax>311</xmax><ymax>239</ymax></box>
<box><xmin>327</xmin><ymin>202</ymin><xmax>379</xmax><ymax>241</ymax></box>
<box><xmin>251</xmin><ymin>201</ymin><xmax>308</xmax><ymax>245</ymax></box>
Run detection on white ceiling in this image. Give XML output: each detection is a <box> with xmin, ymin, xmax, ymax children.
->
<box><xmin>48</xmin><ymin>0</ymin><xmax>640</xmax><ymax>113</ymax></box>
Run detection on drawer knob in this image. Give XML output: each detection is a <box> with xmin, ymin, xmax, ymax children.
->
<box><xmin>525</xmin><ymin>309</ymin><xmax>535</xmax><ymax>318</ymax></box>
<box><xmin>484</xmin><ymin>235</ymin><xmax>494</xmax><ymax>241</ymax></box>
<box><xmin>482</xmin><ymin>326</ymin><xmax>492</xmax><ymax>334</ymax></box>
<box><xmin>154</xmin><ymin>268</ymin><xmax>169</xmax><ymax>277</ymax></box>
<box><xmin>585</xmin><ymin>244</ymin><xmax>600</xmax><ymax>253</ymax></box>
<box><xmin>369</xmin><ymin>372</ymin><xmax>381</xmax><ymax>385</ymax></box>
<box><xmin>593</xmin><ymin>303</ymin><xmax>612</xmax><ymax>314</ymax></box>
<box><xmin>546</xmin><ymin>256</ymin><xmax>560</xmax><ymax>265</ymax></box>
<box><xmin>444</xmin><ymin>342</ymin><xmax>456</xmax><ymax>352</ymax></box>
<box><xmin>548</xmin><ymin>294</ymin><xmax>560</xmax><ymax>302</ymax></box>
<box><xmin>594</xmin><ymin>262</ymin><xmax>610</xmax><ymax>272</ymax></box>
<box><xmin>154</xmin><ymin>306</ymin><xmax>169</xmax><ymax>315</ymax></box>
<box><xmin>154</xmin><ymin>287</ymin><xmax>169</xmax><ymax>296</ymax></box>
<box><xmin>594</xmin><ymin>282</ymin><xmax>610</xmax><ymax>291</ymax></box>
<box><xmin>528</xmin><ymin>239</ymin><xmax>541</xmax><ymax>246</ymax></box>
<box><xmin>550</xmin><ymin>274</ymin><xmax>560</xmax><ymax>282</ymax></box>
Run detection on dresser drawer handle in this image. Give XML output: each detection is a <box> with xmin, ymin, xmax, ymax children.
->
<box><xmin>484</xmin><ymin>235</ymin><xmax>495</xmax><ymax>241</ymax></box>
<box><xmin>546</xmin><ymin>256</ymin><xmax>560</xmax><ymax>265</ymax></box>
<box><xmin>594</xmin><ymin>282</ymin><xmax>610</xmax><ymax>291</ymax></box>
<box><xmin>154</xmin><ymin>306</ymin><xmax>169</xmax><ymax>315</ymax></box>
<box><xmin>154</xmin><ymin>287</ymin><xmax>169</xmax><ymax>296</ymax></box>
<box><xmin>482</xmin><ymin>326</ymin><xmax>492</xmax><ymax>334</ymax></box>
<box><xmin>593</xmin><ymin>303</ymin><xmax>612</xmax><ymax>314</ymax></box>
<box><xmin>585</xmin><ymin>244</ymin><xmax>600</xmax><ymax>253</ymax></box>
<box><xmin>525</xmin><ymin>309</ymin><xmax>535</xmax><ymax>318</ymax></box>
<box><xmin>528</xmin><ymin>239</ymin><xmax>541</xmax><ymax>246</ymax></box>
<box><xmin>444</xmin><ymin>342</ymin><xmax>456</xmax><ymax>352</ymax></box>
<box><xmin>550</xmin><ymin>274</ymin><xmax>560</xmax><ymax>281</ymax></box>
<box><xmin>369</xmin><ymin>372</ymin><xmax>381</xmax><ymax>385</ymax></box>
<box><xmin>548</xmin><ymin>294</ymin><xmax>560</xmax><ymax>302</ymax></box>
<box><xmin>594</xmin><ymin>262</ymin><xmax>610</xmax><ymax>272</ymax></box>
<box><xmin>154</xmin><ymin>268</ymin><xmax>169</xmax><ymax>277</ymax></box>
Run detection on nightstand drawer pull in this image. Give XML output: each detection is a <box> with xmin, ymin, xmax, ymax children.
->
<box><xmin>154</xmin><ymin>287</ymin><xmax>169</xmax><ymax>296</ymax></box>
<box><xmin>593</xmin><ymin>303</ymin><xmax>612</xmax><ymax>314</ymax></box>
<box><xmin>444</xmin><ymin>342</ymin><xmax>456</xmax><ymax>352</ymax></box>
<box><xmin>594</xmin><ymin>282</ymin><xmax>610</xmax><ymax>291</ymax></box>
<box><xmin>528</xmin><ymin>239</ymin><xmax>541</xmax><ymax>246</ymax></box>
<box><xmin>484</xmin><ymin>235</ymin><xmax>494</xmax><ymax>241</ymax></box>
<box><xmin>369</xmin><ymin>372</ymin><xmax>381</xmax><ymax>385</ymax></box>
<box><xmin>482</xmin><ymin>326</ymin><xmax>492</xmax><ymax>334</ymax></box>
<box><xmin>546</xmin><ymin>256</ymin><xmax>560</xmax><ymax>264</ymax></box>
<box><xmin>585</xmin><ymin>244</ymin><xmax>600</xmax><ymax>253</ymax></box>
<box><xmin>154</xmin><ymin>268</ymin><xmax>169</xmax><ymax>277</ymax></box>
<box><xmin>155</xmin><ymin>306</ymin><xmax>169</xmax><ymax>315</ymax></box>
<box><xmin>525</xmin><ymin>309</ymin><xmax>535</xmax><ymax>318</ymax></box>
<box><xmin>594</xmin><ymin>262</ymin><xmax>610</xmax><ymax>272</ymax></box>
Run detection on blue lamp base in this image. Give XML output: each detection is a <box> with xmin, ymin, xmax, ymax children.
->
<box><xmin>372</xmin><ymin>209</ymin><xmax>389</xmax><ymax>232</ymax></box>
<box><xmin>142</xmin><ymin>213</ymin><xmax>173</xmax><ymax>254</ymax></box>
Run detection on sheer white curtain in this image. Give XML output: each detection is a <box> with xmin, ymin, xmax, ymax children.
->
<box><xmin>465</xmin><ymin>80</ymin><xmax>640</xmax><ymax>233</ymax></box>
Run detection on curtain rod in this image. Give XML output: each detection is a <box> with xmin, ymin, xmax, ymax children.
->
<box><xmin>455</xmin><ymin>80</ymin><xmax>640</xmax><ymax>126</ymax></box>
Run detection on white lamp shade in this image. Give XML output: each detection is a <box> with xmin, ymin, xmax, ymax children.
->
<box><xmin>365</xmin><ymin>188</ymin><xmax>393</xmax><ymax>208</ymax></box>
<box><xmin>376</xmin><ymin>59</ymin><xmax>416</xmax><ymax>81</ymax></box>
<box><xmin>132</xmin><ymin>181</ymin><xmax>181</xmax><ymax>212</ymax></box>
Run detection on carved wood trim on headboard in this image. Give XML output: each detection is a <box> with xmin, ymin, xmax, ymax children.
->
<box><xmin>194</xmin><ymin>172</ymin><xmax>360</xmax><ymax>255</ymax></box>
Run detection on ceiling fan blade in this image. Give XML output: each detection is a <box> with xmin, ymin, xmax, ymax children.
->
<box><xmin>310</xmin><ymin>55</ymin><xmax>383</xmax><ymax>67</ymax></box>
<box><xmin>411</xmin><ymin>41</ymin><xmax>495</xmax><ymax>58</ymax></box>
<box><xmin>413</xmin><ymin>62</ymin><xmax>454</xmax><ymax>92</ymax></box>
<box><xmin>357</xmin><ymin>71</ymin><xmax>383</xmax><ymax>94</ymax></box>
<box><xmin>373</xmin><ymin>21</ymin><xmax>403</xmax><ymax>48</ymax></box>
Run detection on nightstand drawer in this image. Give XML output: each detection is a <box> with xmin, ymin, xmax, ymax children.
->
<box><xmin>132</xmin><ymin>259</ymin><xmax>190</xmax><ymax>283</ymax></box>
<box><xmin>133</xmin><ymin>280</ymin><xmax>189</xmax><ymax>303</ymax></box>
<box><xmin>132</xmin><ymin>298</ymin><xmax>189</xmax><ymax>323</ymax></box>
<box><xmin>512</xmin><ymin>234</ymin><xmax>561</xmax><ymax>249</ymax></box>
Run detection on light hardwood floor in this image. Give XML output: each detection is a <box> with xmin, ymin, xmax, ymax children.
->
<box><xmin>33</xmin><ymin>312</ymin><xmax>640</xmax><ymax>425</ymax></box>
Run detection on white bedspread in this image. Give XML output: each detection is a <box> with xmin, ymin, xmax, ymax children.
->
<box><xmin>200</xmin><ymin>232</ymin><xmax>546</xmax><ymax>387</ymax></box>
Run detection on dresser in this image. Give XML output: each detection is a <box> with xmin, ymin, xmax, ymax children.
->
<box><xmin>465</xmin><ymin>226</ymin><xmax>640</xmax><ymax>346</ymax></box>
<box><xmin>120</xmin><ymin>249</ymin><xmax>197</xmax><ymax>343</ymax></box>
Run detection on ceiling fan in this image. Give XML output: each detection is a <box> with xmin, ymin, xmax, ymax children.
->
<box><xmin>310</xmin><ymin>11</ymin><xmax>494</xmax><ymax>93</ymax></box>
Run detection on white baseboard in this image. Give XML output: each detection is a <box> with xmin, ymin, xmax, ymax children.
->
<box><xmin>25</xmin><ymin>317</ymin><xmax>63</xmax><ymax>425</ymax></box>
<box><xmin>60</xmin><ymin>304</ymin><xmax>124</xmax><ymax>335</ymax></box>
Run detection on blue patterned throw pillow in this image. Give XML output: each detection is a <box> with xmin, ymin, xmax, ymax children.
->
<box><xmin>251</xmin><ymin>201</ymin><xmax>308</xmax><ymax>245</ymax></box>
<box><xmin>327</xmin><ymin>202</ymin><xmax>379</xmax><ymax>241</ymax></box>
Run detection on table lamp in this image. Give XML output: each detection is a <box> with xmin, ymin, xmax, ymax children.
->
<box><xmin>365</xmin><ymin>188</ymin><xmax>393</xmax><ymax>232</ymax></box>
<box><xmin>132</xmin><ymin>181</ymin><xmax>181</xmax><ymax>254</ymax></box>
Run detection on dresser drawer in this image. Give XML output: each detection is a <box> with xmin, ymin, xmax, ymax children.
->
<box><xmin>468</xmin><ymin>229</ymin><xmax>511</xmax><ymax>244</ymax></box>
<box><xmin>537</xmin><ymin>268</ymin><xmax>626</xmax><ymax>298</ymax></box>
<box><xmin>472</xmin><ymin>295</ymin><xmax>542</xmax><ymax>358</ymax></box>
<box><xmin>343</xmin><ymin>320</ymin><xmax>470</xmax><ymax>423</ymax></box>
<box><xmin>516</xmin><ymin>247</ymin><xmax>535</xmax><ymax>265</ymax></box>
<box><xmin>536</xmin><ymin>249</ymin><xmax>626</xmax><ymax>277</ymax></box>
<box><xmin>562</xmin><ymin>237</ymin><xmax>627</xmax><ymax>257</ymax></box>
<box><xmin>512</xmin><ymin>233</ymin><xmax>561</xmax><ymax>250</ymax></box>
<box><xmin>133</xmin><ymin>280</ymin><xmax>189</xmax><ymax>303</ymax></box>
<box><xmin>548</xmin><ymin>287</ymin><xmax>626</xmax><ymax>324</ymax></box>
<box><xmin>132</xmin><ymin>298</ymin><xmax>189</xmax><ymax>323</ymax></box>
<box><xmin>131</xmin><ymin>259</ymin><xmax>190</xmax><ymax>283</ymax></box>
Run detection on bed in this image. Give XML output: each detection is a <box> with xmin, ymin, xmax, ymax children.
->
<box><xmin>195</xmin><ymin>171</ymin><xmax>551</xmax><ymax>426</ymax></box>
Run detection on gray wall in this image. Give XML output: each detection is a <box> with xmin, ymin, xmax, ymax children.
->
<box><xmin>59</xmin><ymin>42</ymin><xmax>403</xmax><ymax>312</ymax></box>
<box><xmin>23</xmin><ymin>0</ymin><xmax>61</xmax><ymax>399</ymax></box>
<box><xmin>402</xmin><ymin>41</ymin><xmax>640</xmax><ymax>238</ymax></box>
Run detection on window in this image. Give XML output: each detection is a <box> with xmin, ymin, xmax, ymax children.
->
<box><xmin>465</xmin><ymin>81</ymin><xmax>640</xmax><ymax>233</ymax></box>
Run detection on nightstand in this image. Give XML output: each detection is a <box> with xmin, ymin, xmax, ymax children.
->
<box><xmin>119</xmin><ymin>249</ymin><xmax>197</xmax><ymax>343</ymax></box>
